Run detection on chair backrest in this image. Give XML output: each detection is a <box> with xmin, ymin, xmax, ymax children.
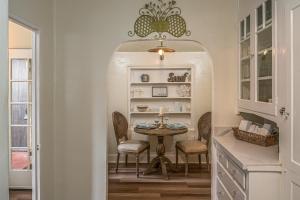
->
<box><xmin>112</xmin><ymin>111</ymin><xmax>128</xmax><ymax>145</ymax></box>
<box><xmin>198</xmin><ymin>112</ymin><xmax>212</xmax><ymax>145</ymax></box>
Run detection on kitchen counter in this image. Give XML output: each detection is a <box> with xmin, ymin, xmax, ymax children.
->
<box><xmin>213</xmin><ymin>127</ymin><xmax>281</xmax><ymax>172</ymax></box>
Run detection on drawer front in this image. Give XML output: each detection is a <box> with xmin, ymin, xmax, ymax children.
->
<box><xmin>217</xmin><ymin>179</ymin><xmax>231</xmax><ymax>200</ymax></box>
<box><xmin>217</xmin><ymin>151</ymin><xmax>228</xmax><ymax>168</ymax></box>
<box><xmin>227</xmin><ymin>159</ymin><xmax>246</xmax><ymax>189</ymax></box>
<box><xmin>217</xmin><ymin>163</ymin><xmax>246</xmax><ymax>200</ymax></box>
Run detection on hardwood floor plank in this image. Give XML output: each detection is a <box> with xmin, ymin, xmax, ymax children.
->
<box><xmin>108</xmin><ymin>163</ymin><xmax>211</xmax><ymax>200</ymax></box>
<box><xmin>9</xmin><ymin>190</ymin><xmax>32</xmax><ymax>200</ymax></box>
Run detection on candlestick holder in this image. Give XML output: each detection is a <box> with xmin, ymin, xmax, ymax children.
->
<box><xmin>159</xmin><ymin>114</ymin><xmax>166</xmax><ymax>129</ymax></box>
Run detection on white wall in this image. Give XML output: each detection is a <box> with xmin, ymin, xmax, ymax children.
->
<box><xmin>107</xmin><ymin>52</ymin><xmax>212</xmax><ymax>163</ymax></box>
<box><xmin>0</xmin><ymin>0</ymin><xmax>9</xmax><ymax>199</ymax></box>
<box><xmin>54</xmin><ymin>0</ymin><xmax>239</xmax><ymax>199</ymax></box>
<box><xmin>9</xmin><ymin>0</ymin><xmax>54</xmax><ymax>200</ymax></box>
<box><xmin>9</xmin><ymin>21</ymin><xmax>32</xmax><ymax>49</ymax></box>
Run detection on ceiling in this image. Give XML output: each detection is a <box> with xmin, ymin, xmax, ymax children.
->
<box><xmin>117</xmin><ymin>39</ymin><xmax>206</xmax><ymax>52</ymax></box>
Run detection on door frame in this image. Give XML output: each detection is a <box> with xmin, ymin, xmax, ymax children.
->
<box><xmin>278</xmin><ymin>0</ymin><xmax>300</xmax><ymax>199</ymax></box>
<box><xmin>9</xmin><ymin>48</ymin><xmax>33</xmax><ymax>189</ymax></box>
<box><xmin>9</xmin><ymin>16</ymin><xmax>41</xmax><ymax>200</ymax></box>
<box><xmin>0</xmin><ymin>0</ymin><xmax>9</xmax><ymax>199</ymax></box>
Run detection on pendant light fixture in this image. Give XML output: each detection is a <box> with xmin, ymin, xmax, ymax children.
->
<box><xmin>148</xmin><ymin>41</ymin><xmax>175</xmax><ymax>61</ymax></box>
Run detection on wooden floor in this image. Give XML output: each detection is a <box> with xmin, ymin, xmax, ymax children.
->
<box><xmin>9</xmin><ymin>190</ymin><xmax>32</xmax><ymax>200</ymax></box>
<box><xmin>8</xmin><ymin>164</ymin><xmax>211</xmax><ymax>200</ymax></box>
<box><xmin>108</xmin><ymin>163</ymin><xmax>211</xmax><ymax>200</ymax></box>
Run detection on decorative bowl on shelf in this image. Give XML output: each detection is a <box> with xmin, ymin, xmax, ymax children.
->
<box><xmin>137</xmin><ymin>105</ymin><xmax>148</xmax><ymax>112</ymax></box>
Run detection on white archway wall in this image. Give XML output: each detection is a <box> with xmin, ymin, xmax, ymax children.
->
<box><xmin>6</xmin><ymin>0</ymin><xmax>242</xmax><ymax>200</ymax></box>
<box><xmin>107</xmin><ymin>52</ymin><xmax>212</xmax><ymax>163</ymax></box>
<box><xmin>54</xmin><ymin>1</ymin><xmax>240</xmax><ymax>200</ymax></box>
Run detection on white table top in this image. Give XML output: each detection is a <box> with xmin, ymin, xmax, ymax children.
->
<box><xmin>213</xmin><ymin>127</ymin><xmax>281</xmax><ymax>172</ymax></box>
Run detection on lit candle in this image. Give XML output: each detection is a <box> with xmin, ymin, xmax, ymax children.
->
<box><xmin>159</xmin><ymin>106</ymin><xmax>164</xmax><ymax>115</ymax></box>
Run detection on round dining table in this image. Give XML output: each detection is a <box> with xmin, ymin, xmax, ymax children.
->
<box><xmin>134</xmin><ymin>126</ymin><xmax>188</xmax><ymax>179</ymax></box>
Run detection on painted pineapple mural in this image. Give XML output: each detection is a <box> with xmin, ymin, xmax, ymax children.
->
<box><xmin>129</xmin><ymin>0</ymin><xmax>191</xmax><ymax>39</ymax></box>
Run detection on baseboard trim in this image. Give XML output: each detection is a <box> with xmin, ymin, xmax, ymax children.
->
<box><xmin>108</xmin><ymin>153</ymin><xmax>208</xmax><ymax>164</ymax></box>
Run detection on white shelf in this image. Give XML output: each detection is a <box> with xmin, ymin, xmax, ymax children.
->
<box><xmin>130</xmin><ymin>112</ymin><xmax>191</xmax><ymax>115</ymax></box>
<box><xmin>258</xmin><ymin>47</ymin><xmax>272</xmax><ymax>55</ymax></box>
<box><xmin>241</xmin><ymin>56</ymin><xmax>251</xmax><ymax>61</ymax></box>
<box><xmin>131</xmin><ymin>97</ymin><xmax>191</xmax><ymax>100</ymax></box>
<box><xmin>130</xmin><ymin>66</ymin><xmax>192</xmax><ymax>70</ymax></box>
<box><xmin>256</xmin><ymin>23</ymin><xmax>272</xmax><ymax>34</ymax></box>
<box><xmin>128</xmin><ymin>66</ymin><xmax>193</xmax><ymax>128</ymax></box>
<box><xmin>240</xmin><ymin>37</ymin><xmax>250</xmax><ymax>43</ymax></box>
<box><xmin>258</xmin><ymin>76</ymin><xmax>272</xmax><ymax>81</ymax></box>
<box><xmin>131</xmin><ymin>82</ymin><xmax>191</xmax><ymax>85</ymax></box>
<box><xmin>241</xmin><ymin>79</ymin><xmax>250</xmax><ymax>82</ymax></box>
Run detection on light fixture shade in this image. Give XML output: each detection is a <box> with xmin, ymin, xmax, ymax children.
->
<box><xmin>148</xmin><ymin>47</ymin><xmax>176</xmax><ymax>53</ymax></box>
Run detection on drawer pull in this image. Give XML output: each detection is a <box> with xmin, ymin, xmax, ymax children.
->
<box><xmin>217</xmin><ymin>191</ymin><xmax>223</xmax><ymax>197</ymax></box>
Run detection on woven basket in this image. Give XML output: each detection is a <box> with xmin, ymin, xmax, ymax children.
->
<box><xmin>232</xmin><ymin>127</ymin><xmax>278</xmax><ymax>147</ymax></box>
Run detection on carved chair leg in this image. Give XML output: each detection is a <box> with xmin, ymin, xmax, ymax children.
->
<box><xmin>125</xmin><ymin>154</ymin><xmax>128</xmax><ymax>167</ymax></box>
<box><xmin>206</xmin><ymin>152</ymin><xmax>209</xmax><ymax>170</ymax></box>
<box><xmin>136</xmin><ymin>154</ymin><xmax>140</xmax><ymax>178</ymax></box>
<box><xmin>176</xmin><ymin>147</ymin><xmax>178</xmax><ymax>168</ymax></box>
<box><xmin>116</xmin><ymin>152</ymin><xmax>120</xmax><ymax>173</ymax></box>
<box><xmin>185</xmin><ymin>154</ymin><xmax>189</xmax><ymax>177</ymax></box>
<box><xmin>147</xmin><ymin>148</ymin><xmax>150</xmax><ymax>164</ymax></box>
<box><xmin>198</xmin><ymin>154</ymin><xmax>202</xmax><ymax>168</ymax></box>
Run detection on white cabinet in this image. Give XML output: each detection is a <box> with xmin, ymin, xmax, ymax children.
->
<box><xmin>213</xmin><ymin>130</ymin><xmax>281</xmax><ymax>200</ymax></box>
<box><xmin>238</xmin><ymin>0</ymin><xmax>277</xmax><ymax>116</ymax></box>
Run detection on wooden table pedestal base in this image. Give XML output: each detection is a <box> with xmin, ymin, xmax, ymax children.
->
<box><xmin>143</xmin><ymin>136</ymin><xmax>178</xmax><ymax>179</ymax></box>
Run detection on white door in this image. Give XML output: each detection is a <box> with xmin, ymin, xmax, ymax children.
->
<box><xmin>9</xmin><ymin>49</ymin><xmax>33</xmax><ymax>189</ymax></box>
<box><xmin>279</xmin><ymin>0</ymin><xmax>300</xmax><ymax>199</ymax></box>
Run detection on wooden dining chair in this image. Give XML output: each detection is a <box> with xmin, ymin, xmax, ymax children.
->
<box><xmin>175</xmin><ymin>112</ymin><xmax>211</xmax><ymax>176</ymax></box>
<box><xmin>112</xmin><ymin>111</ymin><xmax>150</xmax><ymax>177</ymax></box>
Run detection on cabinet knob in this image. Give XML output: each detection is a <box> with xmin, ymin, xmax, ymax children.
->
<box><xmin>279</xmin><ymin>107</ymin><xmax>290</xmax><ymax>120</ymax></box>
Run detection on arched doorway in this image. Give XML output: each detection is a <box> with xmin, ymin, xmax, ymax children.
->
<box><xmin>106</xmin><ymin>39</ymin><xmax>214</xmax><ymax>200</ymax></box>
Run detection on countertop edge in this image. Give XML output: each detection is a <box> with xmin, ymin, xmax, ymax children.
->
<box><xmin>213</xmin><ymin>127</ymin><xmax>282</xmax><ymax>172</ymax></box>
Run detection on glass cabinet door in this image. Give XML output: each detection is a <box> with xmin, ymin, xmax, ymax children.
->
<box><xmin>257</xmin><ymin>5</ymin><xmax>263</xmax><ymax>30</ymax></box>
<box><xmin>265</xmin><ymin>0</ymin><xmax>272</xmax><ymax>25</ymax></box>
<box><xmin>238</xmin><ymin>0</ymin><xmax>276</xmax><ymax>115</ymax></box>
<box><xmin>256</xmin><ymin>0</ymin><xmax>273</xmax><ymax>103</ymax></box>
<box><xmin>240</xmin><ymin>20</ymin><xmax>245</xmax><ymax>40</ymax></box>
<box><xmin>246</xmin><ymin>15</ymin><xmax>251</xmax><ymax>37</ymax></box>
<box><xmin>240</xmin><ymin>15</ymin><xmax>251</xmax><ymax>100</ymax></box>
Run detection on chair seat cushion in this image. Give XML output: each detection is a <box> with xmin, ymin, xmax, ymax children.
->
<box><xmin>176</xmin><ymin>140</ymin><xmax>207</xmax><ymax>153</ymax></box>
<box><xmin>118</xmin><ymin>140</ymin><xmax>149</xmax><ymax>153</ymax></box>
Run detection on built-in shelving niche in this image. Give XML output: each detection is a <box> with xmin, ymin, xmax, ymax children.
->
<box><xmin>128</xmin><ymin>66</ymin><xmax>193</xmax><ymax>129</ymax></box>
